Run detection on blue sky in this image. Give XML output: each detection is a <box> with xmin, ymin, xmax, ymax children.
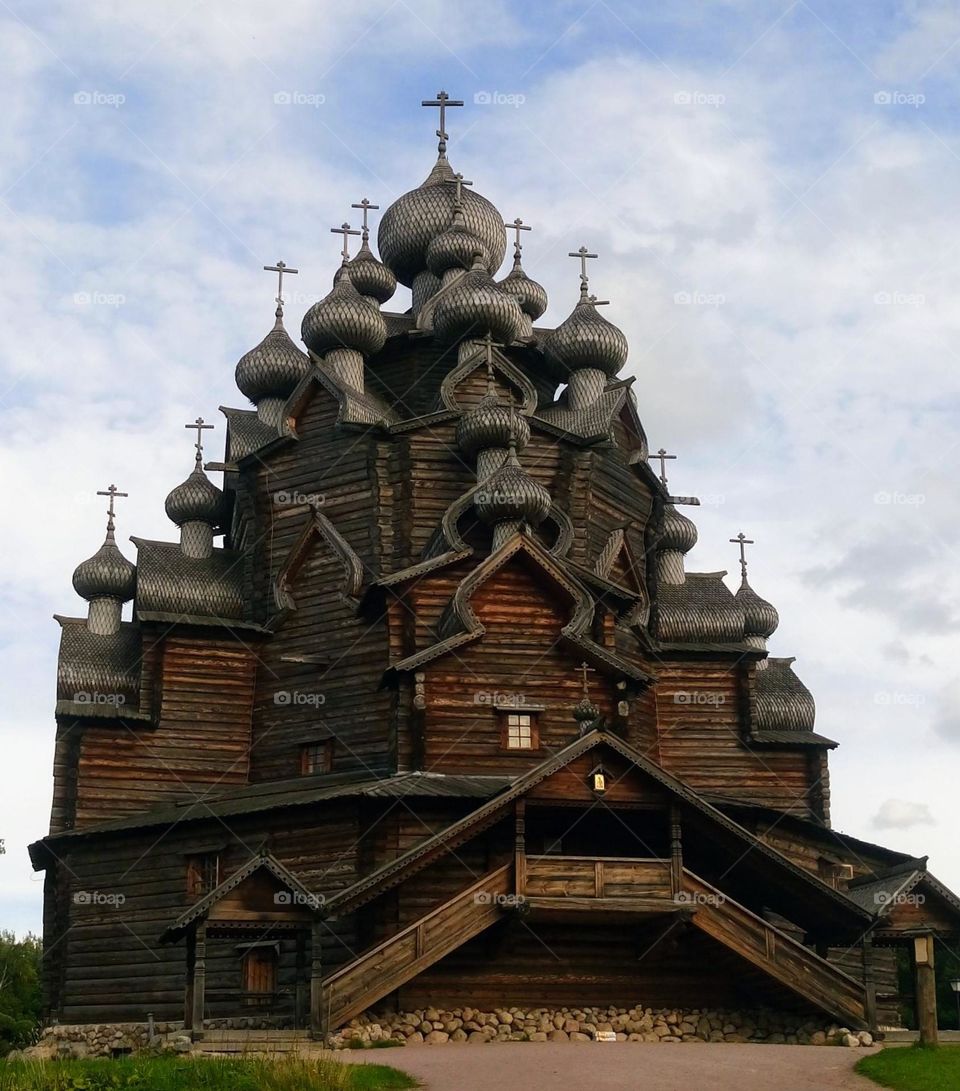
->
<box><xmin>2</xmin><ymin>0</ymin><xmax>959</xmax><ymax>936</ymax></box>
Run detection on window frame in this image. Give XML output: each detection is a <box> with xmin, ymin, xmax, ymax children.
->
<box><xmin>300</xmin><ymin>738</ymin><xmax>334</xmax><ymax>776</ymax></box>
<box><xmin>186</xmin><ymin>852</ymin><xmax>220</xmax><ymax>900</ymax></box>
<box><xmin>499</xmin><ymin>711</ymin><xmax>539</xmax><ymax>752</ymax></box>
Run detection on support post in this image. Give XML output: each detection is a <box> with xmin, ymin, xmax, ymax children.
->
<box><xmin>514</xmin><ymin>799</ymin><xmax>526</xmax><ymax>898</ymax></box>
<box><xmin>295</xmin><ymin>928</ymin><xmax>306</xmax><ymax>1030</ymax></box>
<box><xmin>310</xmin><ymin>921</ymin><xmax>324</xmax><ymax>1039</ymax></box>
<box><xmin>184</xmin><ymin>928</ymin><xmax>196</xmax><ymax>1032</ymax></box>
<box><xmin>191</xmin><ymin>922</ymin><xmax>206</xmax><ymax>1040</ymax></box>
<box><xmin>913</xmin><ymin>932</ymin><xmax>938</xmax><ymax>1046</ymax></box>
<box><xmin>861</xmin><ymin>930</ymin><xmax>878</xmax><ymax>1032</ymax></box>
<box><xmin>669</xmin><ymin>804</ymin><xmax>683</xmax><ymax>897</ymax></box>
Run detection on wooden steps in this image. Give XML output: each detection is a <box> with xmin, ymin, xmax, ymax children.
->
<box><xmin>195</xmin><ymin>1029</ymin><xmax>315</xmax><ymax>1054</ymax></box>
<box><xmin>320</xmin><ymin>864</ymin><xmax>512</xmax><ymax>1030</ymax></box>
<box><xmin>682</xmin><ymin>869</ymin><xmax>867</xmax><ymax>1026</ymax></box>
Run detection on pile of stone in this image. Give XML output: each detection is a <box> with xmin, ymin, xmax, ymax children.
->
<box><xmin>330</xmin><ymin>1006</ymin><xmax>878</xmax><ymax>1048</ymax></box>
<box><xmin>11</xmin><ymin>1021</ymin><xmax>182</xmax><ymax>1061</ymax></box>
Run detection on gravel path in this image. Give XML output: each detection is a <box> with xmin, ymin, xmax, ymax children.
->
<box><xmin>344</xmin><ymin>1040</ymin><xmax>880</xmax><ymax>1090</ymax></box>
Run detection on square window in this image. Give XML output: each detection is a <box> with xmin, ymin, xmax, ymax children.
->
<box><xmin>501</xmin><ymin>712</ymin><xmax>537</xmax><ymax>750</ymax></box>
<box><xmin>301</xmin><ymin>740</ymin><xmax>333</xmax><ymax>776</ymax></box>
<box><xmin>186</xmin><ymin>853</ymin><xmax>220</xmax><ymax>899</ymax></box>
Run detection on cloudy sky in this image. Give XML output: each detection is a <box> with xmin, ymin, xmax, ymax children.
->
<box><xmin>1</xmin><ymin>0</ymin><xmax>958</xmax><ymax>936</ymax></box>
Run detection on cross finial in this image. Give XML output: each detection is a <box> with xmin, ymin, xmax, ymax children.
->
<box><xmin>351</xmin><ymin>198</ymin><xmax>379</xmax><ymax>240</ymax></box>
<box><xmin>263</xmin><ymin>260</ymin><xmax>299</xmax><ymax>318</ymax></box>
<box><xmin>444</xmin><ymin>172</ymin><xmax>473</xmax><ymax>206</ymax></box>
<box><xmin>579</xmin><ymin>661</ymin><xmax>594</xmax><ymax>699</ymax></box>
<box><xmin>506</xmin><ymin>217</ymin><xmax>532</xmax><ymax>261</ymax></box>
<box><xmin>330</xmin><ymin>222</ymin><xmax>361</xmax><ymax>263</ymax></box>
<box><xmin>185</xmin><ymin>416</ymin><xmax>214</xmax><ymax>470</ymax></box>
<box><xmin>650</xmin><ymin>447</ymin><xmax>677</xmax><ymax>487</ymax></box>
<box><xmin>481</xmin><ymin>331</ymin><xmax>505</xmax><ymax>394</ymax></box>
<box><xmin>96</xmin><ymin>483</ymin><xmax>128</xmax><ymax>539</ymax></box>
<box><xmin>568</xmin><ymin>246</ymin><xmax>598</xmax><ymax>297</ymax></box>
<box><xmin>422</xmin><ymin>90</ymin><xmax>464</xmax><ymax>156</ymax></box>
<box><xmin>729</xmin><ymin>531</ymin><xmax>755</xmax><ymax>579</ymax></box>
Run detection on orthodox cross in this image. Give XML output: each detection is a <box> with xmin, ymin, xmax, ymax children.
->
<box><xmin>506</xmin><ymin>217</ymin><xmax>531</xmax><ymax>259</ymax></box>
<box><xmin>569</xmin><ymin>246</ymin><xmax>598</xmax><ymax>295</ymax></box>
<box><xmin>579</xmin><ymin>661</ymin><xmax>595</xmax><ymax>699</ymax></box>
<box><xmin>650</xmin><ymin>447</ymin><xmax>677</xmax><ymax>487</ymax></box>
<box><xmin>444</xmin><ymin>172</ymin><xmax>473</xmax><ymax>206</ymax></box>
<box><xmin>422</xmin><ymin>90</ymin><xmax>463</xmax><ymax>155</ymax></box>
<box><xmin>185</xmin><ymin>416</ymin><xmax>214</xmax><ymax>469</ymax></box>
<box><xmin>263</xmin><ymin>260</ymin><xmax>298</xmax><ymax>312</ymax></box>
<box><xmin>97</xmin><ymin>483</ymin><xmax>128</xmax><ymax>536</ymax></box>
<box><xmin>330</xmin><ymin>222</ymin><xmax>361</xmax><ymax>262</ymax></box>
<box><xmin>351</xmin><ymin>198</ymin><xmax>379</xmax><ymax>240</ymax></box>
<box><xmin>481</xmin><ymin>331</ymin><xmax>505</xmax><ymax>392</ymax></box>
<box><xmin>730</xmin><ymin>531</ymin><xmax>754</xmax><ymax>579</ymax></box>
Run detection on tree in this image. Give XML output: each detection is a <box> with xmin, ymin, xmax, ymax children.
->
<box><xmin>0</xmin><ymin>931</ymin><xmax>43</xmax><ymax>1055</ymax></box>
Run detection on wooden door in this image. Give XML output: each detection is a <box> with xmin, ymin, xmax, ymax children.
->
<box><xmin>242</xmin><ymin>947</ymin><xmax>277</xmax><ymax>996</ymax></box>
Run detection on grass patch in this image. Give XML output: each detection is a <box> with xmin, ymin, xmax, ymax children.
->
<box><xmin>857</xmin><ymin>1044</ymin><xmax>960</xmax><ymax>1090</ymax></box>
<box><xmin>0</xmin><ymin>1055</ymin><xmax>417</xmax><ymax>1091</ymax></box>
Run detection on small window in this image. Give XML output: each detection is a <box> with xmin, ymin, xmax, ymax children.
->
<box><xmin>301</xmin><ymin>740</ymin><xmax>333</xmax><ymax>776</ymax></box>
<box><xmin>501</xmin><ymin>712</ymin><xmax>538</xmax><ymax>751</ymax></box>
<box><xmin>186</xmin><ymin>853</ymin><xmax>220</xmax><ymax>899</ymax></box>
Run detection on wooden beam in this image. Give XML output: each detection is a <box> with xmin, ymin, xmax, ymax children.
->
<box><xmin>310</xmin><ymin>921</ymin><xmax>324</xmax><ymax>1039</ymax></box>
<box><xmin>861</xmin><ymin>931</ymin><xmax>878</xmax><ymax>1032</ymax></box>
<box><xmin>515</xmin><ymin>799</ymin><xmax>526</xmax><ymax>898</ymax></box>
<box><xmin>183</xmin><ymin>927</ymin><xmax>196</xmax><ymax>1032</ymax></box>
<box><xmin>913</xmin><ymin>932</ymin><xmax>938</xmax><ymax>1046</ymax></box>
<box><xmin>190</xmin><ymin>922</ymin><xmax>206</xmax><ymax>1040</ymax></box>
<box><xmin>670</xmin><ymin>804</ymin><xmax>682</xmax><ymax>897</ymax></box>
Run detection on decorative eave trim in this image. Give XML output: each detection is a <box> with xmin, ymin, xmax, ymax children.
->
<box><xmin>274</xmin><ymin>505</ymin><xmax>365</xmax><ymax>609</ymax></box>
<box><xmin>438</xmin><ymin>342</ymin><xmax>537</xmax><ymax>414</ymax></box>
<box><xmin>159</xmin><ymin>853</ymin><xmax>323</xmax><ymax>943</ymax></box>
<box><xmin>135</xmin><ymin>611</ymin><xmax>270</xmax><ymax>633</ymax></box>
<box><xmin>54</xmin><ymin>701</ymin><xmax>154</xmax><ymax>724</ymax></box>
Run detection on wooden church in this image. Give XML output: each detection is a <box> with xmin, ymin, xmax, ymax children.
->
<box><xmin>30</xmin><ymin>92</ymin><xmax>960</xmax><ymax>1043</ymax></box>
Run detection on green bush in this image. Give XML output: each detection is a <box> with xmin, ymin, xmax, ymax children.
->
<box><xmin>0</xmin><ymin>933</ymin><xmax>42</xmax><ymax>1056</ymax></box>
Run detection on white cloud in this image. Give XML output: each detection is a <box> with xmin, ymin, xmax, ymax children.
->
<box><xmin>872</xmin><ymin>798</ymin><xmax>935</xmax><ymax>830</ymax></box>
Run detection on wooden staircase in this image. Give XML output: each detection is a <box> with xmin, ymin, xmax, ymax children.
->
<box><xmin>195</xmin><ymin>1029</ymin><xmax>315</xmax><ymax>1055</ymax></box>
<box><xmin>320</xmin><ymin>864</ymin><xmax>512</xmax><ymax>1031</ymax></box>
<box><xmin>682</xmin><ymin>869</ymin><xmax>867</xmax><ymax>1026</ymax></box>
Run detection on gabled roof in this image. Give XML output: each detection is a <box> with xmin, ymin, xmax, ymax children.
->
<box><xmin>159</xmin><ymin>852</ymin><xmax>322</xmax><ymax>943</ymax></box>
<box><xmin>321</xmin><ymin>730</ymin><xmax>871</xmax><ymax>926</ymax></box>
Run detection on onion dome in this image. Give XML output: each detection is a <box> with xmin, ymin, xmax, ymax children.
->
<box><xmin>165</xmin><ymin>466</ymin><xmax>223</xmax><ymax>528</ymax></box>
<box><xmin>73</xmin><ymin>532</ymin><xmax>136</xmax><ymax>604</ymax></box>
<box><xmin>544</xmin><ymin>292</ymin><xmax>628</xmax><ymax>377</ymax></box>
<box><xmin>456</xmin><ymin>395</ymin><xmax>530</xmax><ymax>459</ymax></box>
<box><xmin>346</xmin><ymin>238</ymin><xmax>397</xmax><ymax>304</ymax></box>
<box><xmin>378</xmin><ymin>157</ymin><xmax>507</xmax><ymax>288</ymax></box>
<box><xmin>499</xmin><ymin>259</ymin><xmax>548</xmax><ymax>322</ymax></box>
<box><xmin>475</xmin><ymin>444</ymin><xmax>551</xmax><ymax>527</ymax></box>
<box><xmin>432</xmin><ymin>254</ymin><xmax>524</xmax><ymax>345</ymax></box>
<box><xmin>736</xmin><ymin>577</ymin><xmax>779</xmax><ymax>640</ymax></box>
<box><xmin>302</xmin><ymin>270</ymin><xmax>387</xmax><ymax>358</ymax></box>
<box><xmin>236</xmin><ymin>308</ymin><xmax>311</xmax><ymax>404</ymax></box>
<box><xmin>426</xmin><ymin>212</ymin><xmax>487</xmax><ymax>277</ymax></box>
<box><xmin>660</xmin><ymin>504</ymin><xmax>698</xmax><ymax>554</ymax></box>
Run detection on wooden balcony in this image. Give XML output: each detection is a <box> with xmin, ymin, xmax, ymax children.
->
<box><xmin>521</xmin><ymin>855</ymin><xmax>678</xmax><ymax>917</ymax></box>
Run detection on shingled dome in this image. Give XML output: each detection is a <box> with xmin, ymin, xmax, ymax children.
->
<box><xmin>456</xmin><ymin>395</ymin><xmax>531</xmax><ymax>459</ymax></box>
<box><xmin>660</xmin><ymin>504</ymin><xmax>699</xmax><ymax>554</ymax></box>
<box><xmin>165</xmin><ymin>468</ymin><xmax>224</xmax><ymax>529</ymax></box>
<box><xmin>302</xmin><ymin>271</ymin><xmax>388</xmax><ymax>358</ymax></box>
<box><xmin>235</xmin><ymin>310</ymin><xmax>311</xmax><ymax>404</ymax></box>
<box><xmin>499</xmin><ymin>260</ymin><xmax>548</xmax><ymax>322</ymax></box>
<box><xmin>378</xmin><ymin>157</ymin><xmax>507</xmax><ymax>287</ymax></box>
<box><xmin>432</xmin><ymin>255</ymin><xmax>524</xmax><ymax>345</ymax></box>
<box><xmin>475</xmin><ymin>447</ymin><xmax>551</xmax><ymax>527</ymax></box>
<box><xmin>72</xmin><ymin>536</ymin><xmax>136</xmax><ymax>603</ymax></box>
<box><xmin>544</xmin><ymin>294</ymin><xmax>628</xmax><ymax>377</ymax></box>
<box><xmin>346</xmin><ymin>238</ymin><xmax>397</xmax><ymax>305</ymax></box>
<box><xmin>736</xmin><ymin>577</ymin><xmax>780</xmax><ymax>640</ymax></box>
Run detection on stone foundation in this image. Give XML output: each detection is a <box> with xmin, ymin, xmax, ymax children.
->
<box><xmin>332</xmin><ymin>1006</ymin><xmax>876</xmax><ymax>1049</ymax></box>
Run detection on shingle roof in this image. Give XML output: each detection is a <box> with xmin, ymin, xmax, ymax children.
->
<box><xmin>132</xmin><ymin>538</ymin><xmax>246</xmax><ymax>621</ymax></box>
<box><xmin>656</xmin><ymin>572</ymin><xmax>745</xmax><ymax>644</ymax></box>
<box><xmin>755</xmin><ymin>657</ymin><xmax>817</xmax><ymax>733</ymax></box>
<box><xmin>220</xmin><ymin>406</ymin><xmax>279</xmax><ymax>461</ymax></box>
<box><xmin>55</xmin><ymin>617</ymin><xmax>143</xmax><ymax>711</ymax></box>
